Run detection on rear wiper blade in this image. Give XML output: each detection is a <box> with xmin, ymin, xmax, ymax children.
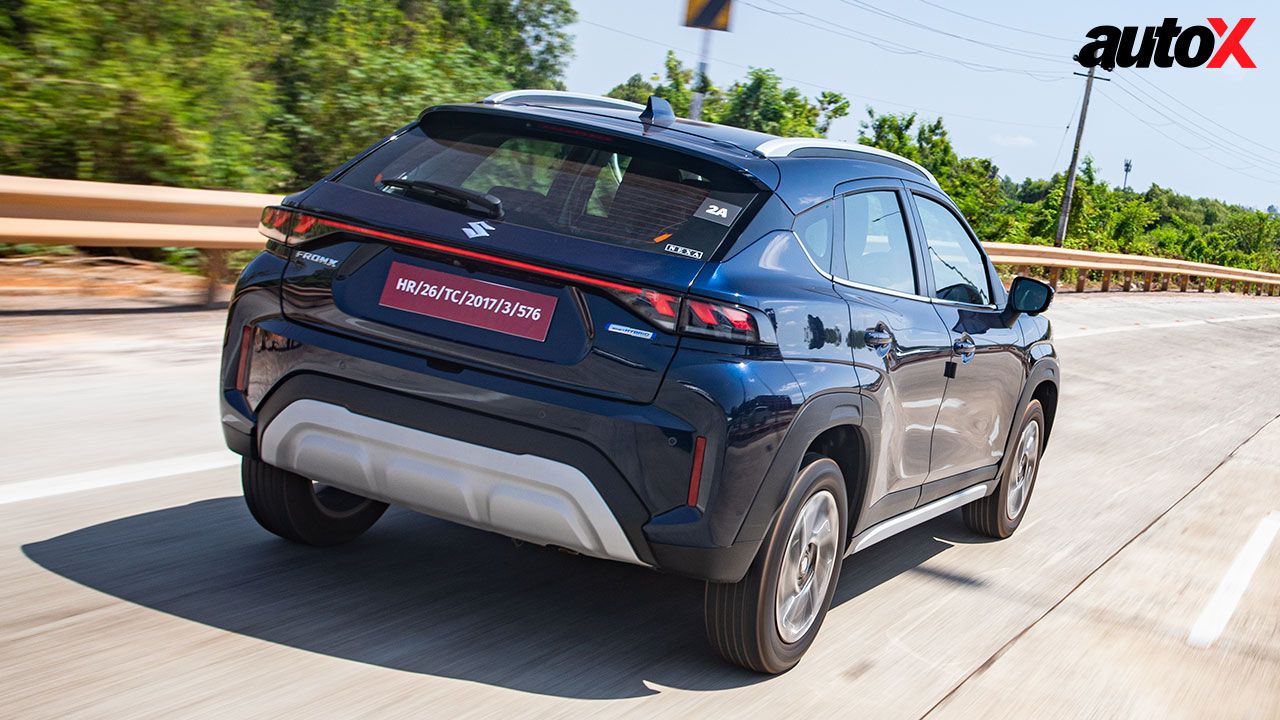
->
<box><xmin>380</xmin><ymin>178</ymin><xmax>503</xmax><ymax>219</ymax></box>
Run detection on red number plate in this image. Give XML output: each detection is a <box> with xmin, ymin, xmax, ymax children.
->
<box><xmin>378</xmin><ymin>262</ymin><xmax>558</xmax><ymax>342</ymax></box>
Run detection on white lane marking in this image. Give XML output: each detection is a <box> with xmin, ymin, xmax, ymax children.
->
<box><xmin>1187</xmin><ymin>511</ymin><xmax>1280</xmax><ymax>648</ymax></box>
<box><xmin>0</xmin><ymin>451</ymin><xmax>238</xmax><ymax>505</ymax></box>
<box><xmin>1056</xmin><ymin>312</ymin><xmax>1280</xmax><ymax>339</ymax></box>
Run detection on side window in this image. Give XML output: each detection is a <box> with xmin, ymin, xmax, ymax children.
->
<box><xmin>793</xmin><ymin>202</ymin><xmax>833</xmax><ymax>272</ymax></box>
<box><xmin>839</xmin><ymin>190</ymin><xmax>916</xmax><ymax>294</ymax></box>
<box><xmin>915</xmin><ymin>195</ymin><xmax>992</xmax><ymax>305</ymax></box>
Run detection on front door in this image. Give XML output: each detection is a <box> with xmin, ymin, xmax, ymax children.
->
<box><xmin>906</xmin><ymin>185</ymin><xmax>1026</xmax><ymax>488</ymax></box>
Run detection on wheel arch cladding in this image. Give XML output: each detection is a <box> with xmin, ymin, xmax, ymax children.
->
<box><xmin>1031</xmin><ymin>378</ymin><xmax>1058</xmax><ymax>442</ymax></box>
<box><xmin>734</xmin><ymin>391</ymin><xmax>868</xmax><ymax>546</ymax></box>
<box><xmin>1003</xmin><ymin>358</ymin><xmax>1059</xmax><ymax>467</ymax></box>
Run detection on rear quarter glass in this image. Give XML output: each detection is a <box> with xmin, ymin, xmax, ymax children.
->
<box><xmin>335</xmin><ymin>111</ymin><xmax>761</xmax><ymax>261</ymax></box>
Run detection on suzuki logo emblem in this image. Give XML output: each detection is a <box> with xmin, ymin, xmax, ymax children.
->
<box><xmin>462</xmin><ymin>221</ymin><xmax>495</xmax><ymax>239</ymax></box>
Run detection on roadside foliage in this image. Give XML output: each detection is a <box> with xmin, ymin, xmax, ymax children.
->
<box><xmin>0</xmin><ymin>1</ymin><xmax>1275</xmax><ymax>274</ymax></box>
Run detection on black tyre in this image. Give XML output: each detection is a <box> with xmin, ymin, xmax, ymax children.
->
<box><xmin>963</xmin><ymin>399</ymin><xmax>1045</xmax><ymax>538</ymax></box>
<box><xmin>241</xmin><ymin>458</ymin><xmax>388</xmax><ymax>546</ymax></box>
<box><xmin>705</xmin><ymin>453</ymin><xmax>847</xmax><ymax>674</ymax></box>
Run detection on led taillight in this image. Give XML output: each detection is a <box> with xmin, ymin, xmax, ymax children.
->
<box><xmin>258</xmin><ymin>206</ymin><xmax>294</xmax><ymax>243</ymax></box>
<box><xmin>681</xmin><ymin>299</ymin><xmax>761</xmax><ymax>343</ymax></box>
<box><xmin>606</xmin><ymin>287</ymin><xmax>682</xmax><ymax>332</ymax></box>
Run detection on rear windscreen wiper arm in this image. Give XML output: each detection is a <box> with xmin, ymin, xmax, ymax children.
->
<box><xmin>380</xmin><ymin>178</ymin><xmax>504</xmax><ymax>219</ymax></box>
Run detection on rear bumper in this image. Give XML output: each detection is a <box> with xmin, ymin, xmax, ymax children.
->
<box><xmin>221</xmin><ymin>326</ymin><xmax>794</xmax><ymax>582</ymax></box>
<box><xmin>261</xmin><ymin>398</ymin><xmax>645</xmax><ymax>565</ymax></box>
<box><xmin>220</xmin><ymin>276</ymin><xmax>801</xmax><ymax>582</ymax></box>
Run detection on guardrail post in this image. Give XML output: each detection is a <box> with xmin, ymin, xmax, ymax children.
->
<box><xmin>1142</xmin><ymin>272</ymin><xmax>1152</xmax><ymax>291</ymax></box>
<box><xmin>1074</xmin><ymin>269</ymin><xmax>1086</xmax><ymax>292</ymax></box>
<box><xmin>1101</xmin><ymin>270</ymin><xmax>1112</xmax><ymax>292</ymax></box>
<box><xmin>1254</xmin><ymin>283</ymin><xmax>1262</xmax><ymax>296</ymax></box>
<box><xmin>1123</xmin><ymin>272</ymin><xmax>1132</xmax><ymax>291</ymax></box>
<box><xmin>1016</xmin><ymin>265</ymin><xmax>1030</xmax><ymax>277</ymax></box>
<box><xmin>1214</xmin><ymin>278</ymin><xmax>1222</xmax><ymax>293</ymax></box>
<box><xmin>1178</xmin><ymin>274</ymin><xmax>1188</xmax><ymax>292</ymax></box>
<box><xmin>203</xmin><ymin>249</ymin><xmax>228</xmax><ymax>306</ymax></box>
<box><xmin>1048</xmin><ymin>267</ymin><xmax>1060</xmax><ymax>290</ymax></box>
<box><xmin>1198</xmin><ymin>276</ymin><xmax>1206</xmax><ymax>292</ymax></box>
<box><xmin>1160</xmin><ymin>274</ymin><xmax>1170</xmax><ymax>291</ymax></box>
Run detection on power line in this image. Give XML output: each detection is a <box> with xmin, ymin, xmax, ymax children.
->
<box><xmin>1049</xmin><ymin>87</ymin><xmax>1082</xmax><ymax>176</ymax></box>
<box><xmin>740</xmin><ymin>1</ymin><xmax>1072</xmax><ymax>81</ymax></box>
<box><xmin>835</xmin><ymin>0</ymin><xmax>1065</xmax><ymax>62</ymax></box>
<box><xmin>832</xmin><ymin>1</ymin><xmax>1280</xmax><ymax>179</ymax></box>
<box><xmin>912</xmin><ymin>0</ymin><xmax>1079</xmax><ymax>44</ymax></box>
<box><xmin>1114</xmin><ymin>78</ymin><xmax>1276</xmax><ymax>162</ymax></box>
<box><xmin>1118</xmin><ymin>69</ymin><xmax>1280</xmax><ymax>162</ymax></box>
<box><xmin>575</xmin><ymin>18</ymin><xmax>1064</xmax><ymax>130</ymax></box>
<box><xmin>1107</xmin><ymin>80</ymin><xmax>1280</xmax><ymax>177</ymax></box>
<box><xmin>1097</xmin><ymin>87</ymin><xmax>1280</xmax><ymax>185</ymax></box>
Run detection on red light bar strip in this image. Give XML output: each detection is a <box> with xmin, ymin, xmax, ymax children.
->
<box><xmin>313</xmin><ymin>218</ymin><xmax>644</xmax><ymax>295</ymax></box>
<box><xmin>687</xmin><ymin>436</ymin><xmax>707</xmax><ymax>507</ymax></box>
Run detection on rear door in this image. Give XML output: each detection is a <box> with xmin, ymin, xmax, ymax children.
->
<box><xmin>829</xmin><ymin>181</ymin><xmax>953</xmax><ymax>523</ymax></box>
<box><xmin>906</xmin><ymin>182</ymin><xmax>1025</xmax><ymax>489</ymax></box>
<box><xmin>278</xmin><ymin>110</ymin><xmax>763</xmax><ymax>403</ymax></box>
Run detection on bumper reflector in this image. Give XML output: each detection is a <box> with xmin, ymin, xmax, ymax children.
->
<box><xmin>687</xmin><ymin>435</ymin><xmax>707</xmax><ymax>507</ymax></box>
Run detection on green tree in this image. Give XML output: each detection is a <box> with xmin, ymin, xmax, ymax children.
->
<box><xmin>720</xmin><ymin>69</ymin><xmax>848</xmax><ymax>137</ymax></box>
<box><xmin>606</xmin><ymin>73</ymin><xmax>656</xmax><ymax>105</ymax></box>
<box><xmin>0</xmin><ymin>0</ymin><xmax>286</xmax><ymax>190</ymax></box>
<box><xmin>431</xmin><ymin>0</ymin><xmax>577</xmax><ymax>90</ymax></box>
<box><xmin>272</xmin><ymin>0</ymin><xmax>510</xmax><ymax>185</ymax></box>
<box><xmin>607</xmin><ymin>55</ymin><xmax>846</xmax><ymax>137</ymax></box>
<box><xmin>0</xmin><ymin>0</ymin><xmax>579</xmax><ymax>190</ymax></box>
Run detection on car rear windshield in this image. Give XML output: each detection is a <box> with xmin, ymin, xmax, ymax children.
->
<box><xmin>336</xmin><ymin>111</ymin><xmax>761</xmax><ymax>260</ymax></box>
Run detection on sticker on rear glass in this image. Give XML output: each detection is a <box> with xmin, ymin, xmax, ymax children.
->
<box><xmin>695</xmin><ymin>198</ymin><xmax>742</xmax><ymax>226</ymax></box>
<box><xmin>665</xmin><ymin>243</ymin><xmax>704</xmax><ymax>260</ymax></box>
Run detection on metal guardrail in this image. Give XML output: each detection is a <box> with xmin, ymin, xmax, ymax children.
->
<box><xmin>2</xmin><ymin>175</ymin><xmax>1278</xmax><ymax>301</ymax></box>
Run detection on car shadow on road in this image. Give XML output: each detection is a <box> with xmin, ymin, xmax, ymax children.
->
<box><xmin>22</xmin><ymin>498</ymin><xmax>983</xmax><ymax>699</ymax></box>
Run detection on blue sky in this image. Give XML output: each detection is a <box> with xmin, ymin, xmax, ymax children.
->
<box><xmin>562</xmin><ymin>1</ymin><xmax>1277</xmax><ymax>209</ymax></box>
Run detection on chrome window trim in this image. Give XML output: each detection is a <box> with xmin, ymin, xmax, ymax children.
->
<box><xmin>789</xmin><ymin>230</ymin><xmax>935</xmax><ymax>304</ymax></box>
<box><xmin>792</xmin><ymin>229</ymin><xmax>1002</xmax><ymax>308</ymax></box>
<box><xmin>931</xmin><ymin>296</ymin><xmax>1000</xmax><ymax>311</ymax></box>
<box><xmin>832</xmin><ymin>275</ymin><xmax>932</xmax><ymax>303</ymax></box>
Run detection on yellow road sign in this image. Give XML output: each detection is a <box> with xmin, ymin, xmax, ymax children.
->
<box><xmin>685</xmin><ymin>0</ymin><xmax>732</xmax><ymax>31</ymax></box>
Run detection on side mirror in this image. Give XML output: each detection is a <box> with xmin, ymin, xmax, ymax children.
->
<box><xmin>1007</xmin><ymin>276</ymin><xmax>1054</xmax><ymax>317</ymax></box>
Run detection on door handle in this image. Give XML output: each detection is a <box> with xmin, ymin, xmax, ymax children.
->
<box><xmin>864</xmin><ymin>328</ymin><xmax>894</xmax><ymax>349</ymax></box>
<box><xmin>953</xmin><ymin>337</ymin><xmax>976</xmax><ymax>363</ymax></box>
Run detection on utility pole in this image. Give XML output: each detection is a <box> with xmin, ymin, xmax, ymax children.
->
<box><xmin>1122</xmin><ymin>158</ymin><xmax>1132</xmax><ymax>191</ymax></box>
<box><xmin>683</xmin><ymin>0</ymin><xmax>731</xmax><ymax>121</ymax></box>
<box><xmin>1055</xmin><ymin>66</ymin><xmax>1108</xmax><ymax>247</ymax></box>
<box><xmin>689</xmin><ymin>29</ymin><xmax>712</xmax><ymax>121</ymax></box>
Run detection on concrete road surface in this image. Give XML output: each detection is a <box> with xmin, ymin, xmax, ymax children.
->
<box><xmin>1</xmin><ymin>293</ymin><xmax>1279</xmax><ymax>719</ymax></box>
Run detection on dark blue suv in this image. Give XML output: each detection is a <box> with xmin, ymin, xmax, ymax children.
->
<box><xmin>221</xmin><ymin>91</ymin><xmax>1059</xmax><ymax>673</ymax></box>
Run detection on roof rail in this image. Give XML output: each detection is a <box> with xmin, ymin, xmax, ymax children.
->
<box><xmin>481</xmin><ymin>90</ymin><xmax>644</xmax><ymax>112</ymax></box>
<box><xmin>753</xmin><ymin>138</ymin><xmax>939</xmax><ymax>186</ymax></box>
